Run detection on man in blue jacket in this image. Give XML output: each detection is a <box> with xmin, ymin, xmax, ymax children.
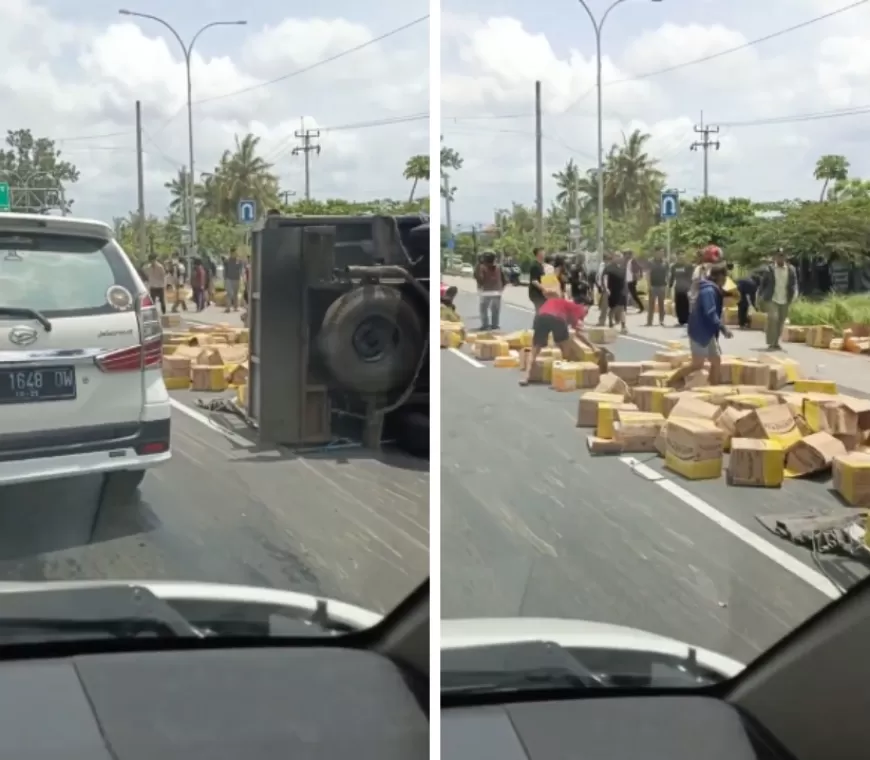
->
<box><xmin>688</xmin><ymin>262</ymin><xmax>732</xmax><ymax>384</ymax></box>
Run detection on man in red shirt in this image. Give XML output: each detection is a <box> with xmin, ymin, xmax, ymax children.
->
<box><xmin>519</xmin><ymin>291</ymin><xmax>589</xmax><ymax>386</ymax></box>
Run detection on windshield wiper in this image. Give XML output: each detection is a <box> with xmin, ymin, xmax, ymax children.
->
<box><xmin>441</xmin><ymin>666</ymin><xmax>604</xmax><ymax>695</ymax></box>
<box><xmin>0</xmin><ymin>306</ymin><xmax>52</xmax><ymax>332</ymax></box>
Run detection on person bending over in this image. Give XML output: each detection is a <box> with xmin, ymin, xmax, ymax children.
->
<box><xmin>519</xmin><ymin>292</ymin><xmax>589</xmax><ymax>387</ymax></box>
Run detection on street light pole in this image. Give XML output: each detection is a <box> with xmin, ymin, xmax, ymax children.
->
<box><xmin>118</xmin><ymin>11</ymin><xmax>246</xmax><ymax>257</ymax></box>
<box><xmin>576</xmin><ymin>0</ymin><xmax>661</xmax><ymax>263</ymax></box>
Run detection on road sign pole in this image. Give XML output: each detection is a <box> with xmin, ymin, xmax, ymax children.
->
<box><xmin>666</xmin><ymin>219</ymin><xmax>671</xmax><ymax>266</ymax></box>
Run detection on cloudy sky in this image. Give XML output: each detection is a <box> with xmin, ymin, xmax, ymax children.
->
<box><xmin>1</xmin><ymin>0</ymin><xmax>429</xmax><ymax>220</ymax></box>
<box><xmin>441</xmin><ymin>0</ymin><xmax>870</xmax><ymax>227</ymax></box>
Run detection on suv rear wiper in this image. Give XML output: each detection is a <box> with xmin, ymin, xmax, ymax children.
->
<box><xmin>0</xmin><ymin>306</ymin><xmax>52</xmax><ymax>332</ymax></box>
<box><xmin>441</xmin><ymin>665</ymin><xmax>604</xmax><ymax>695</ymax></box>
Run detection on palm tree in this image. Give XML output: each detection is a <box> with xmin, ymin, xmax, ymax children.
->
<box><xmin>163</xmin><ymin>168</ymin><xmax>191</xmax><ymax>216</ymax></box>
<box><xmin>813</xmin><ymin>154</ymin><xmax>849</xmax><ymax>201</ymax></box>
<box><xmin>403</xmin><ymin>154</ymin><xmax>430</xmax><ymax>203</ymax></box>
<box><xmin>552</xmin><ymin>159</ymin><xmax>582</xmax><ymax>220</ymax></box>
<box><xmin>605</xmin><ymin>129</ymin><xmax>664</xmax><ymax>221</ymax></box>
<box><xmin>198</xmin><ymin>133</ymin><xmax>279</xmax><ymax>221</ymax></box>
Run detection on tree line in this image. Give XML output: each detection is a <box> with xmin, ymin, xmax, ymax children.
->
<box><xmin>441</xmin><ymin>128</ymin><xmax>870</xmax><ymax>275</ymax></box>
<box><xmin>0</xmin><ymin>127</ymin><xmax>432</xmax><ymax>264</ymax></box>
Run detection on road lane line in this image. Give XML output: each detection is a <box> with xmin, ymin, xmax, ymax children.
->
<box><xmin>169</xmin><ymin>398</ymin><xmax>255</xmax><ymax>448</ymax></box>
<box><xmin>618</xmin><ymin>457</ymin><xmax>840</xmax><ymax>600</ymax></box>
<box><xmin>448</xmin><ymin>347</ymin><xmax>484</xmax><ymax>368</ymax></box>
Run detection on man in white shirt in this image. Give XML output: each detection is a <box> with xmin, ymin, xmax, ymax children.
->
<box><xmin>144</xmin><ymin>254</ymin><xmax>167</xmax><ymax>314</ymax></box>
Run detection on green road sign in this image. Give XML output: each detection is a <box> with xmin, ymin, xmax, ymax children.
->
<box><xmin>0</xmin><ymin>182</ymin><xmax>9</xmax><ymax>212</ymax></box>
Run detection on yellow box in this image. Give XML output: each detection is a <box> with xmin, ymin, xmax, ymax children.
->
<box><xmin>163</xmin><ymin>375</ymin><xmax>191</xmax><ymax>390</ymax></box>
<box><xmin>794</xmin><ymin>379</ymin><xmax>837</xmax><ymax>395</ymax></box>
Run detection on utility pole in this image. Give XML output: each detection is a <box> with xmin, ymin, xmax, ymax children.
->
<box><xmin>534</xmin><ymin>80</ymin><xmax>544</xmax><ymax>247</ymax></box>
<box><xmin>279</xmin><ymin>190</ymin><xmax>296</xmax><ymax>205</ymax></box>
<box><xmin>690</xmin><ymin>111</ymin><xmax>719</xmax><ymax>197</ymax></box>
<box><xmin>292</xmin><ymin>120</ymin><xmax>321</xmax><ymax>200</ymax></box>
<box><xmin>442</xmin><ymin>173</ymin><xmax>453</xmax><ymax>239</ymax></box>
<box><xmin>135</xmin><ymin>101</ymin><xmax>147</xmax><ymax>262</ymax></box>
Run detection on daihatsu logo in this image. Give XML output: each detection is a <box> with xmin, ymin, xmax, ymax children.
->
<box><xmin>8</xmin><ymin>326</ymin><xmax>38</xmax><ymax>347</ymax></box>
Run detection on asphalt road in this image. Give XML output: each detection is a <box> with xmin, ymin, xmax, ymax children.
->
<box><xmin>0</xmin><ymin>387</ymin><xmax>428</xmax><ymax>617</ymax></box>
<box><xmin>442</xmin><ymin>290</ymin><xmax>869</xmax><ymax>665</ymax></box>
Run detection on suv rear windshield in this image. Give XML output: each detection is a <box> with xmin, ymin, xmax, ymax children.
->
<box><xmin>0</xmin><ymin>232</ymin><xmax>140</xmax><ymax>318</ymax></box>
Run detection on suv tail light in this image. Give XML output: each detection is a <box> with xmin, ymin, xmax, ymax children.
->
<box><xmin>95</xmin><ymin>291</ymin><xmax>163</xmax><ymax>372</ymax></box>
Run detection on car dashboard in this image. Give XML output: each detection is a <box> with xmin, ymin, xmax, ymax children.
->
<box><xmin>2</xmin><ymin>646</ymin><xmax>429</xmax><ymax>759</ymax></box>
<box><xmin>442</xmin><ymin>696</ymin><xmax>794</xmax><ymax>760</ymax></box>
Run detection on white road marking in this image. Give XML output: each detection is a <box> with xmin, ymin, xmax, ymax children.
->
<box><xmin>169</xmin><ymin>397</ymin><xmax>255</xmax><ymax>448</ymax></box>
<box><xmin>618</xmin><ymin>457</ymin><xmax>840</xmax><ymax>600</ymax></box>
<box><xmin>448</xmin><ymin>347</ymin><xmax>485</xmax><ymax>368</ymax></box>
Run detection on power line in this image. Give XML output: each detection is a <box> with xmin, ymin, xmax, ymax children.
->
<box><xmin>718</xmin><ymin>103</ymin><xmax>870</xmax><ymax>128</ymax></box>
<box><xmin>148</xmin><ymin>15</ymin><xmax>428</xmax><ymax>140</ymax></box>
<box><xmin>52</xmin><ymin>15</ymin><xmax>429</xmax><ymax>144</ymax></box>
<box><xmin>555</xmin><ymin>0</ymin><xmax>870</xmax><ymax>115</ymax></box>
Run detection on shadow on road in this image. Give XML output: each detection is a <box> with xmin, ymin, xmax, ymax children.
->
<box><xmin>0</xmin><ymin>475</ymin><xmax>160</xmax><ymax>562</ymax></box>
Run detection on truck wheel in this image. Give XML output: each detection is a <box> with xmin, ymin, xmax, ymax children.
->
<box><xmin>394</xmin><ymin>410</ymin><xmax>429</xmax><ymax>459</ymax></box>
<box><xmin>319</xmin><ymin>285</ymin><xmax>424</xmax><ymax>395</ymax></box>
<box><xmin>101</xmin><ymin>470</ymin><xmax>146</xmax><ymax>506</ymax></box>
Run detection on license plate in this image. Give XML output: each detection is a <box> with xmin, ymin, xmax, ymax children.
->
<box><xmin>0</xmin><ymin>366</ymin><xmax>77</xmax><ymax>404</ymax></box>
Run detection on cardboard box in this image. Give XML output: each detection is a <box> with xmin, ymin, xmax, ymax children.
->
<box><xmin>494</xmin><ymin>352</ymin><xmax>520</xmax><ymax>369</ymax></box>
<box><xmin>633</xmin><ymin>386</ymin><xmax>670</xmax><ymax>414</ymax></box>
<box><xmin>613</xmin><ymin>412</ymin><xmax>665</xmax><ymax>453</ymax></box>
<box><xmin>529</xmin><ymin>357</ymin><xmax>555</xmax><ymax>384</ymax></box>
<box><xmin>668</xmin><ymin>396</ymin><xmax>722</xmax><ymax>422</ymax></box>
<box><xmin>767</xmin><ymin>364</ymin><xmax>789</xmax><ymax>390</ymax></box>
<box><xmin>784</xmin><ymin>431</ymin><xmax>847</xmax><ymax>478</ymax></box>
<box><xmin>595</xmin><ymin>402</ymin><xmax>639</xmax><ymax>439</ymax></box>
<box><xmin>191</xmin><ymin>364</ymin><xmax>228</xmax><ymax>392</ymax></box>
<box><xmin>594</xmin><ymin>372</ymin><xmax>631</xmax><ymax>399</ymax></box>
<box><xmin>727</xmin><ymin>393</ymin><xmax>777</xmax><ymax>411</ymax></box>
<box><xmin>727</xmin><ymin>438</ymin><xmax>785</xmax><ymax>487</ymax></box>
<box><xmin>732</xmin><ymin>404</ymin><xmax>803</xmax><ymax>449</ymax></box>
<box><xmin>664</xmin><ymin>418</ymin><xmax>725</xmax><ymax>480</ymax></box>
<box><xmin>608</xmin><ymin>362</ymin><xmax>643</xmax><ymax>386</ymax></box>
<box><xmin>639</xmin><ymin>370</ymin><xmax>670</xmax><ymax>387</ymax></box>
<box><xmin>832</xmin><ymin>451</ymin><xmax>870</xmax><ymax>506</ymax></box>
<box><xmin>587</xmin><ymin>435</ymin><xmax>624</xmax><ymax>455</ymax></box>
<box><xmin>805</xmin><ymin>325</ymin><xmax>835</xmax><ymax>349</ymax></box>
<box><xmin>162</xmin><ymin>355</ymin><xmax>191</xmax><ymax>378</ymax></box>
<box><xmin>576</xmin><ymin>392</ymin><xmax>625</xmax><ymax>427</ymax></box>
<box><xmin>473</xmin><ymin>339</ymin><xmax>509</xmax><ymax>361</ymax></box>
<box><xmin>755</xmin><ymin>354</ymin><xmax>802</xmax><ymax>382</ymax></box>
<box><xmin>803</xmin><ymin>395</ymin><xmax>870</xmax><ymax>437</ymax></box>
<box><xmin>196</xmin><ymin>348</ymin><xmax>225</xmax><ymax>367</ymax></box>
<box><xmin>739</xmin><ymin>362</ymin><xmax>771</xmax><ymax>387</ymax></box>
<box><xmin>653</xmin><ymin>350</ymin><xmax>690</xmax><ymax>368</ymax></box>
<box><xmin>794</xmin><ymin>378</ymin><xmax>837</xmax><ymax>395</ymax></box>
<box><xmin>716</xmin><ymin>406</ymin><xmax>751</xmax><ymax>452</ymax></box>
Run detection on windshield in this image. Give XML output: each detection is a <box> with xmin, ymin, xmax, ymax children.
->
<box><xmin>0</xmin><ymin>6</ymin><xmax>429</xmax><ymax>645</ymax></box>
<box><xmin>440</xmin><ymin>107</ymin><xmax>870</xmax><ymax>691</ymax></box>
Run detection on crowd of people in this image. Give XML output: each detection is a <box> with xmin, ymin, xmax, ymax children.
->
<box><xmin>138</xmin><ymin>248</ymin><xmax>251</xmax><ymax>315</ymax></box>
<box><xmin>444</xmin><ymin>244</ymin><xmax>800</xmax><ymax>390</ymax></box>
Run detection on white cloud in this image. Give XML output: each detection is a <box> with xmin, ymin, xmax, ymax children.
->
<box><xmin>440</xmin><ymin>0</ymin><xmax>870</xmax><ymax>225</ymax></box>
<box><xmin>0</xmin><ymin>0</ymin><xmax>429</xmax><ymax>221</ymax></box>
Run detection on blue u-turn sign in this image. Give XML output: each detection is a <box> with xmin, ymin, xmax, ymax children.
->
<box><xmin>660</xmin><ymin>190</ymin><xmax>679</xmax><ymax>219</ymax></box>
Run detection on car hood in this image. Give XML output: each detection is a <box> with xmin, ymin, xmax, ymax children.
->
<box><xmin>441</xmin><ymin>617</ymin><xmax>745</xmax><ymax>680</ymax></box>
<box><xmin>0</xmin><ymin>579</ymin><xmax>383</xmax><ymax>632</ymax></box>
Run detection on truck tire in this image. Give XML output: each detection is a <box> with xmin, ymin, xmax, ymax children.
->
<box><xmin>101</xmin><ymin>470</ymin><xmax>146</xmax><ymax>506</ymax></box>
<box><xmin>319</xmin><ymin>285</ymin><xmax>424</xmax><ymax>395</ymax></box>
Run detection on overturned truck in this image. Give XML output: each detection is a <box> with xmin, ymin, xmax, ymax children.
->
<box><xmin>245</xmin><ymin>213</ymin><xmax>429</xmax><ymax>457</ymax></box>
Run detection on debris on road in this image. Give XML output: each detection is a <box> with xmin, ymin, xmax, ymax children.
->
<box><xmin>161</xmin><ymin>322</ymin><xmax>249</xmax><ymax>393</ymax></box>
